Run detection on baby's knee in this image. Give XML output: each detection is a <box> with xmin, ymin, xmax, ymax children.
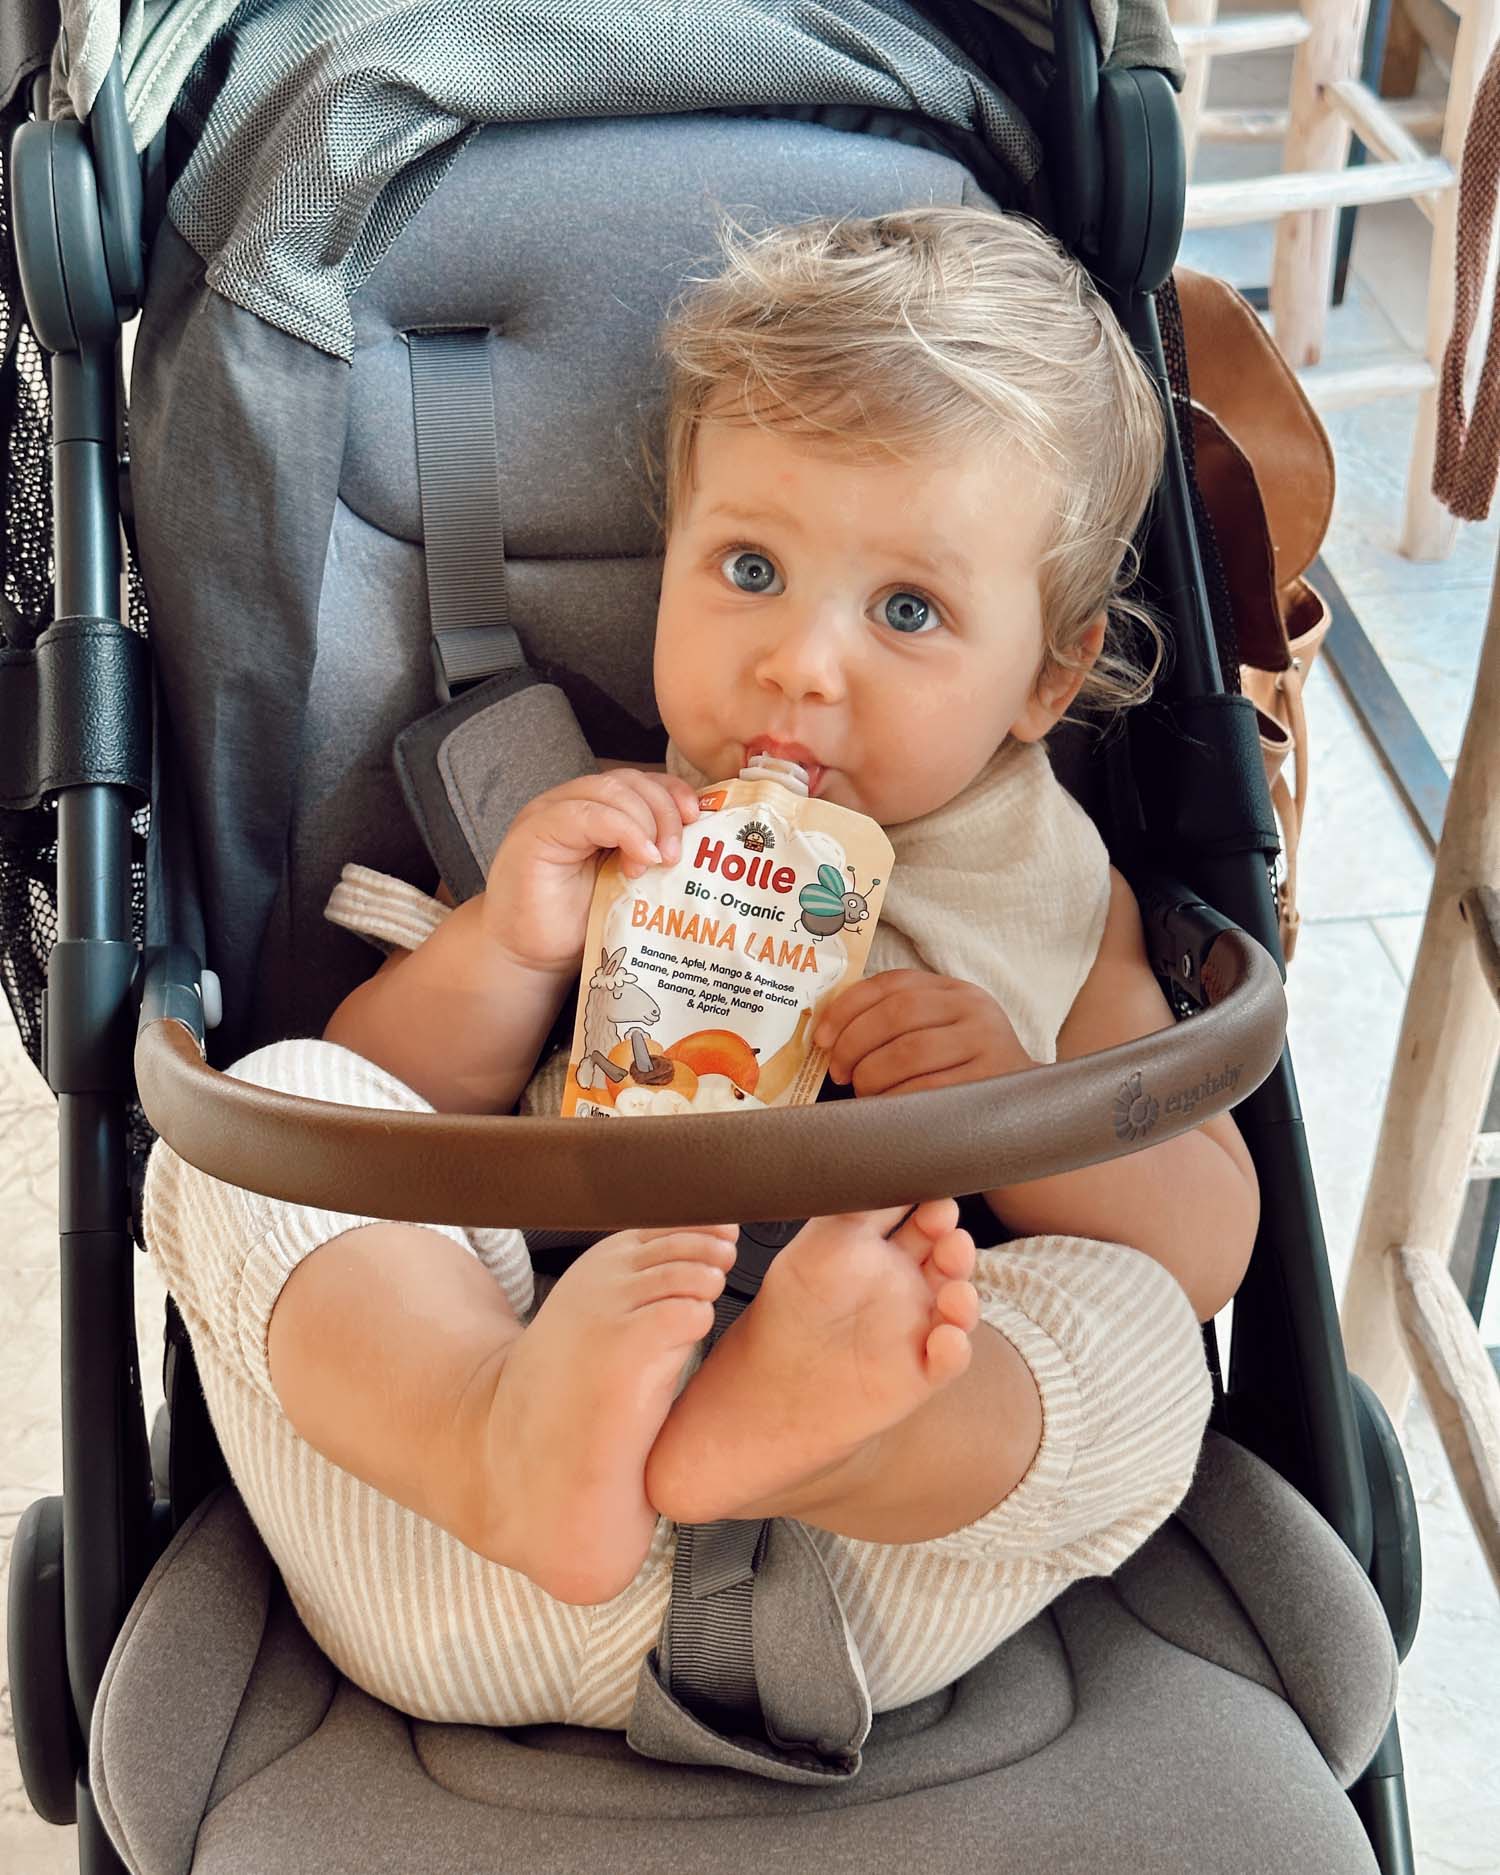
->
<box><xmin>977</xmin><ymin>1235</ymin><xmax>1213</xmax><ymax>1483</ymax></box>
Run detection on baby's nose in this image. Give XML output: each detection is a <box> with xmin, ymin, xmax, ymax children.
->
<box><xmin>754</xmin><ymin>611</ymin><xmax>849</xmax><ymax>703</ymax></box>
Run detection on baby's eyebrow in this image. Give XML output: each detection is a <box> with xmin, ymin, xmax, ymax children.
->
<box><xmin>704</xmin><ymin>501</ymin><xmax>971</xmax><ymax>591</ymax></box>
<box><xmin>705</xmin><ymin>500</ymin><xmax>802</xmax><ymax>532</ymax></box>
<box><xmin>890</xmin><ymin>545</ymin><xmax>972</xmax><ymax>589</ymax></box>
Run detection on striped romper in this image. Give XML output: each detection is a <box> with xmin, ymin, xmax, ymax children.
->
<box><xmin>143</xmin><ymin>1035</ymin><xmax>1213</xmax><ymax>1729</ymax></box>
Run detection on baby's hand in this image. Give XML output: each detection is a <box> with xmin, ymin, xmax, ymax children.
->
<box><xmin>812</xmin><ymin>970</ymin><xmax>1035</xmax><ymax>1097</ymax></box>
<box><xmin>481</xmin><ymin>770</ymin><xmax>701</xmax><ymax>974</ymax></box>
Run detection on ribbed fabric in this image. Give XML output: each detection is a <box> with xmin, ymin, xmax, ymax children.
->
<box><xmin>666</xmin><ymin>737</ymin><xmax>1113</xmax><ymax>1067</ymax></box>
<box><xmin>144</xmin><ymin>1037</ymin><xmax>1211</xmax><ymax>1729</ymax></box>
<box><xmin>326</xmin><ymin>862</ymin><xmax>449</xmax><ymax>956</ymax></box>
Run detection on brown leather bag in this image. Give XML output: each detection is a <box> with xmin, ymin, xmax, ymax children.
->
<box><xmin>1174</xmin><ymin>268</ymin><xmax>1335</xmax><ymax>963</ymax></box>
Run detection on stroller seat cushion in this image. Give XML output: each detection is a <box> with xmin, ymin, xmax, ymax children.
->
<box><xmin>1117</xmin><ymin>1433</ymin><xmax>1398</xmax><ymax>1785</ymax></box>
<box><xmin>90</xmin><ymin>1442</ymin><xmax>1389</xmax><ymax>1874</ymax></box>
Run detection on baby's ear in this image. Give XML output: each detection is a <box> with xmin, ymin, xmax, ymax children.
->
<box><xmin>1010</xmin><ymin>616</ymin><xmax>1107</xmax><ymax>743</ymax></box>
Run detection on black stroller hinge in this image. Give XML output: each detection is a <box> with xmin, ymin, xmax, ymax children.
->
<box><xmin>10</xmin><ymin>57</ymin><xmax>142</xmax><ymax>354</ymax></box>
<box><xmin>1048</xmin><ymin>0</ymin><xmax>1184</xmax><ymax>295</ymax></box>
<box><xmin>1134</xmin><ymin>877</ymin><xmax>1242</xmax><ymax>1014</ymax></box>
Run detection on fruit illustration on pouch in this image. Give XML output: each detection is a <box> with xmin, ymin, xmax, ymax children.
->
<box><xmin>692</xmin><ymin>1073</ymin><xmax>763</xmax><ymax>1110</ymax></box>
<box><xmin>798</xmin><ymin>865</ymin><xmax>881</xmax><ymax>939</ymax></box>
<box><xmin>665</xmin><ymin>1028</ymin><xmax>760</xmax><ymax>1095</ymax></box>
<box><xmin>605</xmin><ymin>1034</ymin><xmax>698</xmax><ymax>1102</ymax></box>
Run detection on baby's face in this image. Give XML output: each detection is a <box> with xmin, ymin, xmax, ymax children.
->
<box><xmin>654</xmin><ymin>414</ymin><xmax>1064</xmax><ymax>826</ymax></box>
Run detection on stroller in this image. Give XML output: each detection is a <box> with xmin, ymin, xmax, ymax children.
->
<box><xmin>1</xmin><ymin>1</ymin><xmax>1422</xmax><ymax>1868</ymax></box>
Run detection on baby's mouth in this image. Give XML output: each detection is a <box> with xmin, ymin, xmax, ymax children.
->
<box><xmin>744</xmin><ymin>736</ymin><xmax>828</xmax><ymax>798</ymax></box>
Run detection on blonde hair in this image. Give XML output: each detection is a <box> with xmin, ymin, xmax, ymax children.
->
<box><xmin>649</xmin><ymin>207</ymin><xmax>1167</xmax><ymax>724</ymax></box>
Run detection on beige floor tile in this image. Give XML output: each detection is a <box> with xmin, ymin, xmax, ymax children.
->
<box><xmin>1295</xmin><ymin>663</ymin><xmax>1436</xmax><ymax>922</ymax></box>
<box><xmin>1371</xmin><ymin>913</ymin><xmax>1427</xmax><ymax>984</ymax></box>
<box><xmin>1395</xmin><ymin>1389</ymin><xmax>1500</xmax><ymax>1873</ymax></box>
<box><xmin>1283</xmin><ymin>918</ymin><xmax>1411</xmax><ymax>1296</ymax></box>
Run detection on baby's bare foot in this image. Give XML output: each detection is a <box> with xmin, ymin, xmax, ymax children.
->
<box><xmin>644</xmin><ymin>1201</ymin><xmax>978</xmax><ymax>1527</ymax></box>
<box><xmin>489</xmin><ymin>1224</ymin><xmax>736</xmax><ymax>1604</ymax></box>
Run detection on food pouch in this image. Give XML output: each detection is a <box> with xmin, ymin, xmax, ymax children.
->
<box><xmin>562</xmin><ymin>755</ymin><xmax>893</xmax><ymax>1117</ymax></box>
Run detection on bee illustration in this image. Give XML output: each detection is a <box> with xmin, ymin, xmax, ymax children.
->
<box><xmin>798</xmin><ymin>865</ymin><xmax>881</xmax><ymax>939</ymax></box>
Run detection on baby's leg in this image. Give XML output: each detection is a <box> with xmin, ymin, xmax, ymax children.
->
<box><xmin>808</xmin><ymin>1236</ymin><xmax>1214</xmax><ymax>1713</ymax></box>
<box><xmin>491</xmin><ymin>1224</ymin><xmax>737</xmax><ymax>1605</ymax></box>
<box><xmin>647</xmin><ymin>1219</ymin><xmax>1209</xmax><ymax>1558</ymax></box>
<box><xmin>645</xmin><ymin>1201</ymin><xmax>993</xmax><ymax>1531</ymax></box>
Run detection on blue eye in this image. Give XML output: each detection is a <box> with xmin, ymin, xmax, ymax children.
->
<box><xmin>882</xmin><ymin>590</ymin><xmax>934</xmax><ymax>634</ymax></box>
<box><xmin>723</xmin><ymin>550</ymin><xmax>782</xmax><ymax>595</ymax></box>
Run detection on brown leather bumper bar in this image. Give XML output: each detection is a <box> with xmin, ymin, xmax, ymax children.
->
<box><xmin>134</xmin><ymin>927</ymin><xmax>1286</xmax><ymax>1230</ymax></box>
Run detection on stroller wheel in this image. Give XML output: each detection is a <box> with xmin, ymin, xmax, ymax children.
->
<box><xmin>7</xmin><ymin>1495</ymin><xmax>81</xmax><ymax>1824</ymax></box>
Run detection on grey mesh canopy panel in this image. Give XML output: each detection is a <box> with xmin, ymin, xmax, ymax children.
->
<box><xmin>56</xmin><ymin>0</ymin><xmax>1184</xmax><ymax>144</ymax></box>
<box><xmin>158</xmin><ymin>0</ymin><xmax>1041</xmax><ymax>359</ymax></box>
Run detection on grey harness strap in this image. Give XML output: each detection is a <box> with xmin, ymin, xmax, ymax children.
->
<box><xmin>406</xmin><ymin>328</ymin><xmax>525</xmax><ymax>700</ymax></box>
<box><xmin>660</xmin><ymin>1518</ymin><xmax>767</xmax><ymax>1734</ymax></box>
<box><xmin>629</xmin><ymin>1222</ymin><xmax>872</xmax><ymax>1782</ymax></box>
<box><xmin>396</xmin><ymin>326</ymin><xmax>596</xmax><ymax>905</ymax></box>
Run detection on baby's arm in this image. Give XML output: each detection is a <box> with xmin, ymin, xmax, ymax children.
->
<box><xmin>323</xmin><ymin>899</ymin><xmax>573</xmax><ymax>1114</ymax></box>
<box><xmin>323</xmin><ymin>770</ymin><xmax>702</xmax><ymax>1113</ymax></box>
<box><xmin>982</xmin><ymin>869</ymin><xmax>1259</xmax><ymax>1320</ymax></box>
<box><xmin>814</xmin><ymin>868</ymin><xmax>1259</xmax><ymax>1322</ymax></box>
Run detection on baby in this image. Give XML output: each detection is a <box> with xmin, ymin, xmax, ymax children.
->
<box><xmin>151</xmin><ymin>207</ymin><xmax>1258</xmax><ymax>1726</ymax></box>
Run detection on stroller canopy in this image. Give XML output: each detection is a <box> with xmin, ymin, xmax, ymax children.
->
<box><xmin>36</xmin><ymin>0</ymin><xmax>1183</xmax><ymax>359</ymax></box>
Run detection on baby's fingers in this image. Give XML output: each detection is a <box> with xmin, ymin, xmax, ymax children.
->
<box><xmin>595</xmin><ymin>770</ymin><xmax>701</xmax><ymax>866</ymax></box>
<box><xmin>553</xmin><ymin>798</ymin><xmax>665</xmax><ymax>877</ymax></box>
<box><xmin>624</xmin><ymin>772</ymin><xmax>698</xmax><ymax>865</ymax></box>
<box><xmin>811</xmin><ymin>970</ymin><xmax>930</xmax><ymax>1053</ymax></box>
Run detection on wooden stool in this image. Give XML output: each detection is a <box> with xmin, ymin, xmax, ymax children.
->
<box><xmin>1171</xmin><ymin>0</ymin><xmax>1500</xmax><ymax>559</ymax></box>
<box><xmin>1340</xmin><ymin>546</ymin><xmax>1500</xmax><ymax>1589</ymax></box>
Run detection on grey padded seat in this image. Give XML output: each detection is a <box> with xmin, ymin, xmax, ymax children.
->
<box><xmin>132</xmin><ymin>111</ymin><xmax>1043</xmax><ymax>1064</ymax></box>
<box><xmin>91</xmin><ymin>1435</ymin><xmax>1394</xmax><ymax>1873</ymax></box>
<box><xmin>113</xmin><ymin>112</ymin><xmax>1397</xmax><ymax>1871</ymax></box>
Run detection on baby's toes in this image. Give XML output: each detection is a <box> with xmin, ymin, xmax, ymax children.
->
<box><xmin>887</xmin><ymin>1199</ymin><xmax>960</xmax><ymax>1260</ymax></box>
<box><xmin>924</xmin><ymin>1320</ymin><xmax>975</xmax><ymax>1386</ymax></box>
<box><xmin>934</xmin><ymin>1276</ymin><xmax>981</xmax><ymax>1335</ymax></box>
<box><xmin>917</xmin><ymin>1226</ymin><xmax>976</xmax><ymax>1298</ymax></box>
<box><xmin>631</xmin><ymin>1258</ymin><xmax>731</xmax><ymax>1308</ymax></box>
<box><xmin>631</xmin><ymin>1227</ymin><xmax>738</xmax><ymax>1273</ymax></box>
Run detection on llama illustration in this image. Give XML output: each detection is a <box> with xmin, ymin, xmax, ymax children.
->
<box><xmin>576</xmin><ymin>946</ymin><xmax>671</xmax><ymax>1089</ymax></box>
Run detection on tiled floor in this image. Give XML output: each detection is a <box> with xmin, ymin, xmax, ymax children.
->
<box><xmin>4</xmin><ymin>68</ymin><xmax>1500</xmax><ymax>1875</ymax></box>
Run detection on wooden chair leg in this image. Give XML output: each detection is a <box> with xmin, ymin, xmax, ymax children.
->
<box><xmin>1341</xmin><ymin>546</ymin><xmax>1500</xmax><ymax>1421</ymax></box>
<box><xmin>1172</xmin><ymin>0</ymin><xmax>1219</xmax><ymax>173</ymax></box>
<box><xmin>1272</xmin><ymin>0</ymin><xmax>1375</xmax><ymax>366</ymax></box>
<box><xmin>1402</xmin><ymin>0</ymin><xmax>1500</xmax><ymax>560</ymax></box>
<box><xmin>1380</xmin><ymin>0</ymin><xmax>1426</xmax><ymax>95</ymax></box>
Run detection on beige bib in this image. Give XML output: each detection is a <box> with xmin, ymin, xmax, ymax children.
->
<box><xmin>665</xmin><ymin>738</ymin><xmax>1111</xmax><ymax>1067</ymax></box>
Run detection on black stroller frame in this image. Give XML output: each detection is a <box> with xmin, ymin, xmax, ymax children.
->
<box><xmin>1</xmin><ymin>4</ymin><xmax>1421</xmax><ymax>1868</ymax></box>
